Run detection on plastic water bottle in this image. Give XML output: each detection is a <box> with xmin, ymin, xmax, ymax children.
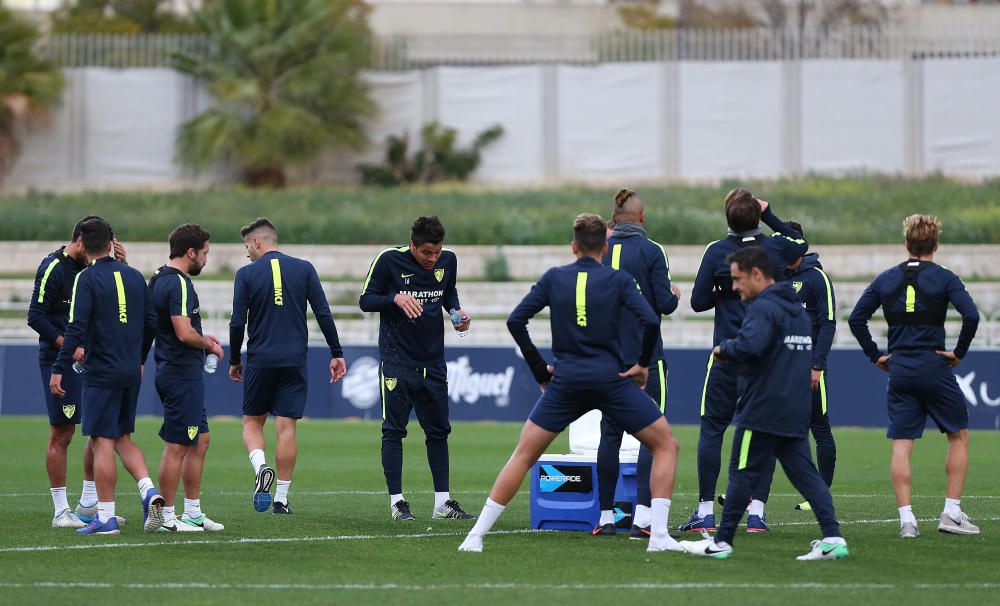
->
<box><xmin>72</xmin><ymin>361</ymin><xmax>86</xmax><ymax>374</ymax></box>
<box><xmin>449</xmin><ymin>308</ymin><xmax>469</xmax><ymax>338</ymax></box>
<box><xmin>204</xmin><ymin>353</ymin><xmax>219</xmax><ymax>374</ymax></box>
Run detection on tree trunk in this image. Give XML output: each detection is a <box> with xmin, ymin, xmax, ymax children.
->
<box><xmin>242</xmin><ymin>165</ymin><xmax>287</xmax><ymax>188</ymax></box>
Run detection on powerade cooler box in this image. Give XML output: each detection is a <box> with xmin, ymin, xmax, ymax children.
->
<box><xmin>529</xmin><ymin>411</ymin><xmax>641</xmax><ymax>532</ymax></box>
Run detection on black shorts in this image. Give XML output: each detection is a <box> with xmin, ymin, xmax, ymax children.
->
<box><xmin>886</xmin><ymin>372</ymin><xmax>968</xmax><ymax>439</ymax></box>
<box><xmin>528</xmin><ymin>376</ymin><xmax>663</xmax><ymax>436</ymax></box>
<box><xmin>380</xmin><ymin>361</ymin><xmax>450</xmax><ymax>438</ymax></box>
<box><xmin>81</xmin><ymin>384</ymin><xmax>140</xmax><ymax>439</ymax></box>
<box><xmin>242</xmin><ymin>366</ymin><xmax>308</xmax><ymax>419</ymax></box>
<box><xmin>156</xmin><ymin>376</ymin><xmax>208</xmax><ymax>445</ymax></box>
<box><xmin>40</xmin><ymin>364</ymin><xmax>81</xmax><ymax>426</ymax></box>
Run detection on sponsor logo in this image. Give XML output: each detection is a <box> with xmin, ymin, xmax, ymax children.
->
<box><xmin>398</xmin><ymin>289</ymin><xmax>444</xmax><ymax>303</ymax></box>
<box><xmin>401</xmin><ymin>273</ymin><xmax>414</xmax><ymax>279</ymax></box>
<box><xmin>434</xmin><ymin>268</ymin><xmax>445</xmax><ymax>283</ymax></box>
<box><xmin>62</xmin><ymin>404</ymin><xmax>75</xmax><ymax>419</ymax></box>
<box><xmin>446</xmin><ymin>356</ymin><xmax>515</xmax><ymax>407</ymax></box>
<box><xmin>783</xmin><ymin>335</ymin><xmax>813</xmax><ymax>351</ymax></box>
<box><xmin>274</xmin><ymin>287</ymin><xmax>283</xmax><ymax>306</ymax></box>
<box><xmin>955</xmin><ymin>371</ymin><xmax>1000</xmax><ymax>407</ymax></box>
<box><xmin>538</xmin><ymin>464</ymin><xmax>593</xmax><ymax>493</ymax></box>
<box><xmin>118</xmin><ymin>302</ymin><xmax>128</xmax><ymax>324</ymax></box>
<box><xmin>385</xmin><ymin>377</ymin><xmax>397</xmax><ymax>391</ymax></box>
<box><xmin>187</xmin><ymin>426</ymin><xmax>198</xmax><ymax>440</ymax></box>
<box><xmin>192</xmin><ymin>307</ymin><xmax>200</xmax><ymax>315</ymax></box>
<box><xmin>793</xmin><ymin>281</ymin><xmax>804</xmax><ymax>293</ymax></box>
<box><xmin>340</xmin><ymin>356</ymin><xmax>382</xmax><ymax>410</ymax></box>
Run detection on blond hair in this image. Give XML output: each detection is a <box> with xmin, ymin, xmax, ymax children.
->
<box><xmin>903</xmin><ymin>214</ymin><xmax>940</xmax><ymax>256</ymax></box>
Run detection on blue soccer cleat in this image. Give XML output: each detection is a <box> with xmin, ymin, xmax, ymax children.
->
<box><xmin>678</xmin><ymin>511</ymin><xmax>716</xmax><ymax>533</ymax></box>
<box><xmin>253</xmin><ymin>465</ymin><xmax>275</xmax><ymax>512</ymax></box>
<box><xmin>747</xmin><ymin>514</ymin><xmax>770</xmax><ymax>533</ymax></box>
<box><xmin>76</xmin><ymin>516</ymin><xmax>120</xmax><ymax>535</ymax></box>
<box><xmin>142</xmin><ymin>488</ymin><xmax>165</xmax><ymax>533</ymax></box>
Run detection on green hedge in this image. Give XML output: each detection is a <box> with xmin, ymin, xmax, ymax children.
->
<box><xmin>5</xmin><ymin>176</ymin><xmax>999</xmax><ymax>244</ymax></box>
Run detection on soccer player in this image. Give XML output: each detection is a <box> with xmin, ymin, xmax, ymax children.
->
<box><xmin>459</xmin><ymin>214</ymin><xmax>683</xmax><ymax>553</ymax></box>
<box><xmin>682</xmin><ymin>189</ymin><xmax>807</xmax><ymax>533</ymax></box>
<box><xmin>50</xmin><ymin>217</ymin><xmax>165</xmax><ymax>535</ymax></box>
<box><xmin>359</xmin><ymin>216</ymin><xmax>474</xmax><ymax>521</ymax></box>
<box><xmin>593</xmin><ymin>189</ymin><xmax>681</xmax><ymax>538</ymax></box>
<box><xmin>229</xmin><ymin>218</ymin><xmax>347</xmax><ymax>515</ymax></box>
<box><xmin>680</xmin><ymin>247</ymin><xmax>848</xmax><ymax>561</ymax></box>
<box><xmin>149</xmin><ymin>224</ymin><xmax>226</xmax><ymax>532</ymax></box>
<box><xmin>849</xmin><ymin>215</ymin><xmax>980</xmax><ymax>538</ymax></box>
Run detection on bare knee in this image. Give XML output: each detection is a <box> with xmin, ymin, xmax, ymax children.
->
<box><xmin>947</xmin><ymin>429</ymin><xmax>969</xmax><ymax>445</ymax></box>
<box><xmin>49</xmin><ymin>426</ymin><xmax>75</xmax><ymax>450</ymax></box>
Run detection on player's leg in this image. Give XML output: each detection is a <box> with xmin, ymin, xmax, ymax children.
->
<box><xmin>241</xmin><ymin>366</ymin><xmax>276</xmax><ymax>512</ymax></box>
<box><xmin>594</xmin><ymin>416</ymin><xmax>625</xmax><ymax>535</ymax></box>
<box><xmin>180</xmin><ymin>409</ymin><xmax>223</xmax><ymax>531</ymax></box>
<box><xmin>114</xmin><ymin>385</ymin><xmax>164</xmax><ymax>532</ymax></box>
<box><xmin>686</xmin><ymin>356</ymin><xmax>736</xmax><ymax>532</ymax></box>
<box><xmin>381</xmin><ymin>362</ymin><xmax>415</xmax><ymax>519</ymax></box>
<box><xmin>886</xmin><ymin>376</ymin><xmax>924</xmax><ymax>537</ymax></box>
<box><xmin>774</xmin><ymin>437</ymin><xmax>848</xmax><ymax>561</ymax></box>
<box><xmin>273</xmin><ymin>416</ymin><xmax>297</xmax><ymax>514</ymax></box>
<box><xmin>414</xmin><ymin>363</ymin><xmax>469</xmax><ymax>519</ymax></box>
<box><xmin>631</xmin><ymin>359</ymin><xmax>666</xmax><ymax>538</ymax></box>
<box><xmin>41</xmin><ymin>364</ymin><xmax>84</xmax><ymax>527</ymax></box>
<box><xmin>928</xmin><ymin>372</ymin><xmax>978</xmax><ymax>534</ymax></box>
<box><xmin>155</xmin><ymin>377</ymin><xmax>203</xmax><ymax>531</ymax></box>
<box><xmin>800</xmin><ymin>373</ymin><xmax>836</xmax><ymax>510</ymax></box>
<box><xmin>76</xmin><ymin>386</ymin><xmax>123</xmax><ymax>535</ymax></box>
<box><xmin>77</xmin><ymin>437</ymin><xmax>98</xmax><ymax>520</ymax></box>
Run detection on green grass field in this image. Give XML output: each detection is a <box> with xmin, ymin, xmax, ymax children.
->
<box><xmin>1</xmin><ymin>417</ymin><xmax>997</xmax><ymax>605</ymax></box>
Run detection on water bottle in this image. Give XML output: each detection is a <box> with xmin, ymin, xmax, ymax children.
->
<box><xmin>449</xmin><ymin>308</ymin><xmax>469</xmax><ymax>338</ymax></box>
<box><xmin>204</xmin><ymin>353</ymin><xmax>219</xmax><ymax>374</ymax></box>
<box><xmin>72</xmin><ymin>361</ymin><xmax>86</xmax><ymax>374</ymax></box>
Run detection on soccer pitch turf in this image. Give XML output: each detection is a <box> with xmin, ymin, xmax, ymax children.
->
<box><xmin>0</xmin><ymin>417</ymin><xmax>997</xmax><ymax>606</ymax></box>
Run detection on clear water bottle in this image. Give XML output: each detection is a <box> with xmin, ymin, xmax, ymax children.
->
<box><xmin>72</xmin><ymin>361</ymin><xmax>86</xmax><ymax>374</ymax></box>
<box><xmin>449</xmin><ymin>308</ymin><xmax>469</xmax><ymax>338</ymax></box>
<box><xmin>204</xmin><ymin>353</ymin><xmax>219</xmax><ymax>374</ymax></box>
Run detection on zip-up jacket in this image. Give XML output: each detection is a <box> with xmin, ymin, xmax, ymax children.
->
<box><xmin>27</xmin><ymin>247</ymin><xmax>87</xmax><ymax>364</ymax></box>
<box><xmin>786</xmin><ymin>253</ymin><xmax>837</xmax><ymax>370</ymax></box>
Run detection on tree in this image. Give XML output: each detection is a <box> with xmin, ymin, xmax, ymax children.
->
<box><xmin>51</xmin><ymin>0</ymin><xmax>199</xmax><ymax>34</ymax></box>
<box><xmin>172</xmin><ymin>0</ymin><xmax>374</xmax><ymax>187</ymax></box>
<box><xmin>0</xmin><ymin>6</ymin><xmax>65</xmax><ymax>182</ymax></box>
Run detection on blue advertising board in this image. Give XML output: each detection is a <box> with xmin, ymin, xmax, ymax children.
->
<box><xmin>2</xmin><ymin>344</ymin><xmax>999</xmax><ymax>430</ymax></box>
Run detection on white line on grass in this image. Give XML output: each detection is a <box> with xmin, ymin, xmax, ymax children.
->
<box><xmin>4</xmin><ymin>490</ymin><xmax>1000</xmax><ymax>499</ymax></box>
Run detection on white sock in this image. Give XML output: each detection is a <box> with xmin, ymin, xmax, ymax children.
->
<box><xmin>697</xmin><ymin>500</ymin><xmax>714</xmax><ymax>517</ymax></box>
<box><xmin>390</xmin><ymin>493</ymin><xmax>404</xmax><ymax>508</ymax></box>
<box><xmin>80</xmin><ymin>480</ymin><xmax>97</xmax><ymax>506</ymax></box>
<box><xmin>98</xmin><ymin>501</ymin><xmax>116</xmax><ymax>524</ymax></box>
<box><xmin>944</xmin><ymin>498</ymin><xmax>961</xmax><ymax>515</ymax></box>
<box><xmin>163</xmin><ymin>505</ymin><xmax>176</xmax><ymax>523</ymax></box>
<box><xmin>434</xmin><ymin>491</ymin><xmax>451</xmax><ymax>509</ymax></box>
<box><xmin>898</xmin><ymin>505</ymin><xmax>916</xmax><ymax>525</ymax></box>
<box><xmin>468</xmin><ymin>498</ymin><xmax>506</xmax><ymax>537</ymax></box>
<box><xmin>50</xmin><ymin>487</ymin><xmax>70</xmax><ymax>515</ymax></box>
<box><xmin>748</xmin><ymin>499</ymin><xmax>765</xmax><ymax>517</ymax></box>
<box><xmin>249</xmin><ymin>449</ymin><xmax>266</xmax><ymax>473</ymax></box>
<box><xmin>823</xmin><ymin>536</ymin><xmax>846</xmax><ymax>544</ymax></box>
<box><xmin>275</xmin><ymin>480</ymin><xmax>290</xmax><ymax>505</ymax></box>
<box><xmin>634</xmin><ymin>504</ymin><xmax>651</xmax><ymax>528</ymax></box>
<box><xmin>651</xmin><ymin>498</ymin><xmax>671</xmax><ymax>538</ymax></box>
<box><xmin>184</xmin><ymin>498</ymin><xmax>202</xmax><ymax>518</ymax></box>
<box><xmin>137</xmin><ymin>477</ymin><xmax>154</xmax><ymax>500</ymax></box>
<box><xmin>599</xmin><ymin>509</ymin><xmax>614</xmax><ymax>526</ymax></box>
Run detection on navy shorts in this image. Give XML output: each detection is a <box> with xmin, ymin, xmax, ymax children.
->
<box><xmin>886</xmin><ymin>372</ymin><xmax>969</xmax><ymax>439</ymax></box>
<box><xmin>529</xmin><ymin>375</ymin><xmax>663</xmax><ymax>436</ymax></box>
<box><xmin>81</xmin><ymin>384</ymin><xmax>140</xmax><ymax>439</ymax></box>
<box><xmin>40</xmin><ymin>364</ymin><xmax>82</xmax><ymax>426</ymax></box>
<box><xmin>600</xmin><ymin>357</ymin><xmax>668</xmax><ymax>435</ymax></box>
<box><xmin>156</xmin><ymin>376</ymin><xmax>207</xmax><ymax>445</ymax></box>
<box><xmin>243</xmin><ymin>366</ymin><xmax>308</xmax><ymax>419</ymax></box>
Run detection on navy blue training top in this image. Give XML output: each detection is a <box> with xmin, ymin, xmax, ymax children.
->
<box><xmin>849</xmin><ymin>260</ymin><xmax>979</xmax><ymax>377</ymax></box>
<box><xmin>507</xmin><ymin>256</ymin><xmax>660</xmax><ymax>384</ymax></box>
<box><xmin>150</xmin><ymin>266</ymin><xmax>204</xmax><ymax>380</ymax></box>
<box><xmin>27</xmin><ymin>247</ymin><xmax>88</xmax><ymax>364</ymax></box>
<box><xmin>53</xmin><ymin>256</ymin><xmax>154</xmax><ymax>388</ymax></box>
<box><xmin>786</xmin><ymin>253</ymin><xmax>837</xmax><ymax>371</ymax></box>
<box><xmin>359</xmin><ymin>246</ymin><xmax>461</xmax><ymax>367</ymax></box>
<box><xmin>719</xmin><ymin>282</ymin><xmax>813</xmax><ymax>438</ymax></box>
<box><xmin>602</xmin><ymin>228</ymin><xmax>678</xmax><ymax>365</ymax></box>
<box><xmin>230</xmin><ymin>251</ymin><xmax>343</xmax><ymax>368</ymax></box>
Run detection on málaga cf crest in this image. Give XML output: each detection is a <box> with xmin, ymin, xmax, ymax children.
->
<box><xmin>792</xmin><ymin>281</ymin><xmax>804</xmax><ymax>293</ymax></box>
<box><xmin>434</xmin><ymin>268</ymin><xmax>445</xmax><ymax>282</ymax></box>
<box><xmin>187</xmin><ymin>426</ymin><xmax>198</xmax><ymax>440</ymax></box>
<box><xmin>62</xmin><ymin>404</ymin><xmax>75</xmax><ymax>419</ymax></box>
<box><xmin>385</xmin><ymin>377</ymin><xmax>397</xmax><ymax>391</ymax></box>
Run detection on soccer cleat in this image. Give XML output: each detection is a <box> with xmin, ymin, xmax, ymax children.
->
<box><xmin>678</xmin><ymin>511</ymin><xmax>716</xmax><ymax>533</ymax></box>
<box><xmin>272</xmin><ymin>501</ymin><xmax>293</xmax><ymax>515</ymax></box>
<box><xmin>680</xmin><ymin>538</ymin><xmax>733</xmax><ymax>559</ymax></box>
<box><xmin>747</xmin><ymin>514</ymin><xmax>769</xmax><ymax>533</ymax></box>
<box><xmin>458</xmin><ymin>534</ymin><xmax>483</xmax><ymax>552</ymax></box>
<box><xmin>717</xmin><ymin>494</ymin><xmax>726</xmax><ymax>506</ymax></box>
<box><xmin>592</xmin><ymin>523</ymin><xmax>616</xmax><ymax>536</ymax></box>
<box><xmin>157</xmin><ymin>518</ymin><xmax>204</xmax><ymax>532</ymax></box>
<box><xmin>647</xmin><ymin>534</ymin><xmax>685</xmax><ymax>552</ymax></box>
<box><xmin>76</xmin><ymin>516</ymin><xmax>120</xmax><ymax>535</ymax></box>
<box><xmin>938</xmin><ymin>511</ymin><xmax>980</xmax><ymax>535</ymax></box>
<box><xmin>142</xmin><ymin>489</ymin><xmax>165</xmax><ymax>533</ymax></box>
<box><xmin>432</xmin><ymin>499</ymin><xmax>475</xmax><ymax>520</ymax></box>
<box><xmin>253</xmin><ymin>465</ymin><xmax>275</xmax><ymax>512</ymax></box>
<box><xmin>795</xmin><ymin>538</ymin><xmax>849</xmax><ymax>561</ymax></box>
<box><xmin>180</xmin><ymin>512</ymin><xmax>225</xmax><ymax>531</ymax></box>
<box><xmin>391</xmin><ymin>499</ymin><xmax>415</xmax><ymax>521</ymax></box>
<box><xmin>900</xmin><ymin>522</ymin><xmax>920</xmax><ymax>538</ymax></box>
<box><xmin>52</xmin><ymin>508</ymin><xmax>86</xmax><ymax>528</ymax></box>
<box><xmin>75</xmin><ymin>502</ymin><xmax>98</xmax><ymax>521</ymax></box>
<box><xmin>795</xmin><ymin>501</ymin><xmax>813</xmax><ymax>511</ymax></box>
<box><xmin>629</xmin><ymin>524</ymin><xmax>651</xmax><ymax>540</ymax></box>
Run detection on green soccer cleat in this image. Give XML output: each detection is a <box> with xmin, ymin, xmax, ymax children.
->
<box><xmin>680</xmin><ymin>538</ymin><xmax>733</xmax><ymax>559</ymax></box>
<box><xmin>795</xmin><ymin>501</ymin><xmax>813</xmax><ymax>511</ymax></box>
<box><xmin>433</xmin><ymin>499</ymin><xmax>475</xmax><ymax>520</ymax></box>
<box><xmin>180</xmin><ymin>512</ymin><xmax>225</xmax><ymax>531</ymax></box>
<box><xmin>796</xmin><ymin>539</ymin><xmax>849</xmax><ymax>561</ymax></box>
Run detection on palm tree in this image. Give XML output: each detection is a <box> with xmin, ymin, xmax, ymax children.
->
<box><xmin>172</xmin><ymin>0</ymin><xmax>374</xmax><ymax>187</ymax></box>
<box><xmin>0</xmin><ymin>6</ymin><xmax>65</xmax><ymax>182</ymax></box>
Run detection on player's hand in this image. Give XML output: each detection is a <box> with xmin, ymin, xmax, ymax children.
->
<box><xmin>49</xmin><ymin>372</ymin><xmax>65</xmax><ymax>397</ymax></box>
<box><xmin>229</xmin><ymin>362</ymin><xmax>243</xmax><ymax>382</ymax></box>
<box><xmin>757</xmin><ymin>199</ymin><xmax>769</xmax><ymax>213</ymax></box>
<box><xmin>205</xmin><ymin>335</ymin><xmax>224</xmax><ymax>358</ymax></box>
<box><xmin>112</xmin><ymin>239</ymin><xmax>127</xmax><ymax>264</ymax></box>
<box><xmin>73</xmin><ymin>347</ymin><xmax>85</xmax><ymax>363</ymax></box>
<box><xmin>671</xmin><ymin>284</ymin><xmax>682</xmax><ymax>298</ymax></box>
<box><xmin>55</xmin><ymin>335</ymin><xmax>64</xmax><ymax>348</ymax></box>
<box><xmin>875</xmin><ymin>354</ymin><xmax>892</xmax><ymax>373</ymax></box>
<box><xmin>393</xmin><ymin>294</ymin><xmax>423</xmax><ymax>319</ymax></box>
<box><xmin>538</xmin><ymin>364</ymin><xmax>554</xmax><ymax>393</ymax></box>
<box><xmin>329</xmin><ymin>357</ymin><xmax>347</xmax><ymax>383</ymax></box>
<box><xmin>935</xmin><ymin>350</ymin><xmax>961</xmax><ymax>368</ymax></box>
<box><xmin>620</xmin><ymin>364</ymin><xmax>649</xmax><ymax>390</ymax></box>
<box><xmin>454</xmin><ymin>310</ymin><xmax>472</xmax><ymax>331</ymax></box>
<box><xmin>712</xmin><ymin>345</ymin><xmax>726</xmax><ymax>363</ymax></box>
<box><xmin>811</xmin><ymin>368</ymin><xmax>821</xmax><ymax>391</ymax></box>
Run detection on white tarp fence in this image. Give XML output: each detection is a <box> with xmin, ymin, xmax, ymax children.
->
<box><xmin>8</xmin><ymin>58</ymin><xmax>1000</xmax><ymax>189</ymax></box>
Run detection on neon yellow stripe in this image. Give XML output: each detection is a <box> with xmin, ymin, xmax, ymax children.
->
<box><xmin>774</xmin><ymin>233</ymin><xmax>806</xmax><ymax>245</ymax></box>
<box><xmin>814</xmin><ymin>268</ymin><xmax>834</xmax><ymax>321</ymax></box>
<box><xmin>177</xmin><ymin>275</ymin><xmax>188</xmax><ymax>317</ymax></box>
<box><xmin>657</xmin><ymin>359</ymin><xmax>666</xmax><ymax>412</ymax></box>
<box><xmin>361</xmin><ymin>247</ymin><xmax>398</xmax><ymax>294</ymax></box>
<box><xmin>380</xmin><ymin>364</ymin><xmax>386</xmax><ymax>420</ymax></box>
<box><xmin>68</xmin><ymin>270</ymin><xmax>85</xmax><ymax>322</ymax></box>
<box><xmin>270</xmin><ymin>258</ymin><xmax>283</xmax><ymax>306</ymax></box>
<box><xmin>819</xmin><ymin>370</ymin><xmax>827</xmax><ymax>415</ymax></box>
<box><xmin>738</xmin><ymin>429</ymin><xmax>753</xmax><ymax>470</ymax></box>
<box><xmin>610</xmin><ymin>244</ymin><xmax>622</xmax><ymax>270</ymax></box>
<box><xmin>649</xmin><ymin>239</ymin><xmax>672</xmax><ymax>280</ymax></box>
<box><xmin>423</xmin><ymin>367</ymin><xmax>427</xmax><ymax>379</ymax></box>
<box><xmin>700</xmin><ymin>352</ymin><xmax>713</xmax><ymax>417</ymax></box>
<box><xmin>37</xmin><ymin>258</ymin><xmax>60</xmax><ymax>303</ymax></box>
<box><xmin>575</xmin><ymin>272</ymin><xmax>588</xmax><ymax>327</ymax></box>
<box><xmin>396</xmin><ymin>246</ymin><xmax>409</xmax><ymax>252</ymax></box>
<box><xmin>905</xmin><ymin>285</ymin><xmax>916</xmax><ymax>313</ymax></box>
<box><xmin>113</xmin><ymin>271</ymin><xmax>127</xmax><ymax>323</ymax></box>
